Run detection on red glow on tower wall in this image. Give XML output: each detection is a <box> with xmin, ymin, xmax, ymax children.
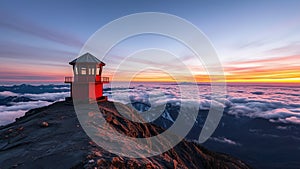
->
<box><xmin>65</xmin><ymin>53</ymin><xmax>109</xmax><ymax>101</ymax></box>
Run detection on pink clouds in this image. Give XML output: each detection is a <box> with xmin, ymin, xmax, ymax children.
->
<box><xmin>221</xmin><ymin>55</ymin><xmax>300</xmax><ymax>82</ymax></box>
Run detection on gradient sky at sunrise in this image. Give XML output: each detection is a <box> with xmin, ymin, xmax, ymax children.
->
<box><xmin>0</xmin><ymin>0</ymin><xmax>299</xmax><ymax>83</ymax></box>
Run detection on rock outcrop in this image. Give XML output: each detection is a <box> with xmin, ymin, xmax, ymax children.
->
<box><xmin>0</xmin><ymin>101</ymin><xmax>251</xmax><ymax>169</ymax></box>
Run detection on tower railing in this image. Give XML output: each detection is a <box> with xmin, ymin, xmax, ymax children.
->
<box><xmin>65</xmin><ymin>77</ymin><xmax>73</xmax><ymax>83</ymax></box>
<box><xmin>101</xmin><ymin>77</ymin><xmax>109</xmax><ymax>83</ymax></box>
<box><xmin>64</xmin><ymin>76</ymin><xmax>109</xmax><ymax>83</ymax></box>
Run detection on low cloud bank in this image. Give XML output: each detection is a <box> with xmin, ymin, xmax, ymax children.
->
<box><xmin>0</xmin><ymin>100</ymin><xmax>52</xmax><ymax>125</ymax></box>
<box><xmin>1</xmin><ymin>83</ymin><xmax>300</xmax><ymax>125</ymax></box>
<box><xmin>210</xmin><ymin>137</ymin><xmax>241</xmax><ymax>146</ymax></box>
<box><xmin>106</xmin><ymin>83</ymin><xmax>300</xmax><ymax>125</ymax></box>
<box><xmin>0</xmin><ymin>84</ymin><xmax>70</xmax><ymax>125</ymax></box>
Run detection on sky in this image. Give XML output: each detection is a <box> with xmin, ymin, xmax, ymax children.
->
<box><xmin>0</xmin><ymin>0</ymin><xmax>300</xmax><ymax>83</ymax></box>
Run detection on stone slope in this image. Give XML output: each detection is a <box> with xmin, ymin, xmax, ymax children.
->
<box><xmin>0</xmin><ymin>101</ymin><xmax>251</xmax><ymax>169</ymax></box>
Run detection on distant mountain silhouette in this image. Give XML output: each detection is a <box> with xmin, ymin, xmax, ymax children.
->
<box><xmin>0</xmin><ymin>84</ymin><xmax>69</xmax><ymax>94</ymax></box>
<box><xmin>0</xmin><ymin>101</ymin><xmax>251</xmax><ymax>169</ymax></box>
<box><xmin>129</xmin><ymin>101</ymin><xmax>300</xmax><ymax>169</ymax></box>
<box><xmin>0</xmin><ymin>96</ymin><xmax>34</xmax><ymax>106</ymax></box>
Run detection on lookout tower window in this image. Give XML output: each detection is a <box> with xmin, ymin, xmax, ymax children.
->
<box><xmin>92</xmin><ymin>68</ymin><xmax>95</xmax><ymax>75</ymax></box>
<box><xmin>96</xmin><ymin>67</ymin><xmax>103</xmax><ymax>75</ymax></box>
<box><xmin>74</xmin><ymin>66</ymin><xmax>78</xmax><ymax>75</ymax></box>
<box><xmin>81</xmin><ymin>67</ymin><xmax>87</xmax><ymax>75</ymax></box>
<box><xmin>96</xmin><ymin>67</ymin><xmax>100</xmax><ymax>75</ymax></box>
<box><xmin>88</xmin><ymin>68</ymin><xmax>95</xmax><ymax>75</ymax></box>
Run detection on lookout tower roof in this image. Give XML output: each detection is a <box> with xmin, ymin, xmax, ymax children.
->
<box><xmin>69</xmin><ymin>53</ymin><xmax>105</xmax><ymax>66</ymax></box>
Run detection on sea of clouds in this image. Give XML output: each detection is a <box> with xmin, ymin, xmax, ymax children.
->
<box><xmin>0</xmin><ymin>83</ymin><xmax>299</xmax><ymax>126</ymax></box>
<box><xmin>107</xmin><ymin>83</ymin><xmax>300</xmax><ymax>125</ymax></box>
<box><xmin>0</xmin><ymin>85</ymin><xmax>70</xmax><ymax>125</ymax></box>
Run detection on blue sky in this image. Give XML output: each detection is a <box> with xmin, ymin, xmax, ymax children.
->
<box><xmin>0</xmin><ymin>0</ymin><xmax>300</xmax><ymax>82</ymax></box>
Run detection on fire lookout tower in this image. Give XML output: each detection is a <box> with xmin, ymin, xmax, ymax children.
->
<box><xmin>65</xmin><ymin>53</ymin><xmax>109</xmax><ymax>101</ymax></box>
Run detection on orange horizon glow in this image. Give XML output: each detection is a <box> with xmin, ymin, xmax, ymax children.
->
<box><xmin>1</xmin><ymin>54</ymin><xmax>299</xmax><ymax>84</ymax></box>
<box><xmin>108</xmin><ymin>54</ymin><xmax>300</xmax><ymax>83</ymax></box>
<box><xmin>3</xmin><ymin>74</ymin><xmax>298</xmax><ymax>84</ymax></box>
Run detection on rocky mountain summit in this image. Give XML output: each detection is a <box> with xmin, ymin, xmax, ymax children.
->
<box><xmin>0</xmin><ymin>101</ymin><xmax>251</xmax><ymax>169</ymax></box>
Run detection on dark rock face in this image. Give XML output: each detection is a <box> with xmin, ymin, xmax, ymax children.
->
<box><xmin>0</xmin><ymin>101</ymin><xmax>251</xmax><ymax>169</ymax></box>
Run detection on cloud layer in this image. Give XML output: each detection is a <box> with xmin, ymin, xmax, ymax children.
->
<box><xmin>106</xmin><ymin>82</ymin><xmax>300</xmax><ymax>124</ymax></box>
<box><xmin>0</xmin><ymin>85</ymin><xmax>70</xmax><ymax>125</ymax></box>
<box><xmin>1</xmin><ymin>83</ymin><xmax>300</xmax><ymax>126</ymax></box>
